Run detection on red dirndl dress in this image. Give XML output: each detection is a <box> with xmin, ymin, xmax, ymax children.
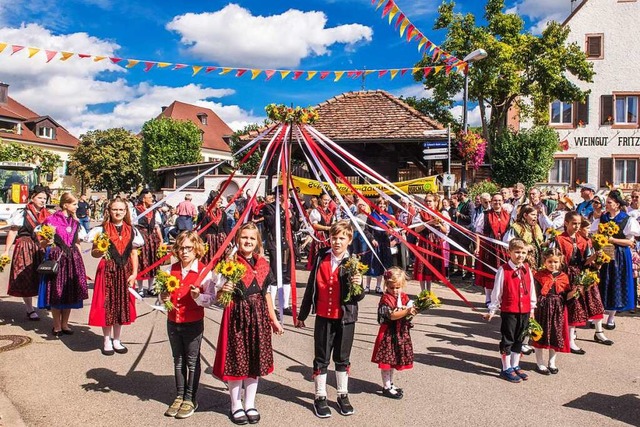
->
<box><xmin>531</xmin><ymin>271</ymin><xmax>570</xmax><ymax>353</ymax></box>
<box><xmin>413</xmin><ymin>212</ymin><xmax>446</xmax><ymax>282</ymax></box>
<box><xmin>371</xmin><ymin>292</ymin><xmax>414</xmax><ymax>370</ymax></box>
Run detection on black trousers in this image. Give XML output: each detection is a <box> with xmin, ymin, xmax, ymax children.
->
<box><xmin>313</xmin><ymin>316</ymin><xmax>355</xmax><ymax>374</ymax></box>
<box><xmin>499</xmin><ymin>312</ymin><xmax>529</xmax><ymax>355</ymax></box>
<box><xmin>167</xmin><ymin>319</ymin><xmax>203</xmax><ymax>402</ymax></box>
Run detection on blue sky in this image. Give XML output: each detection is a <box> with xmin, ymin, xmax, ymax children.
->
<box><xmin>0</xmin><ymin>0</ymin><xmax>573</xmax><ymax>136</ymax></box>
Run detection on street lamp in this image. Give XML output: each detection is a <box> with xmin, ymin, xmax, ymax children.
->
<box><xmin>460</xmin><ymin>48</ymin><xmax>488</xmax><ymax>188</ymax></box>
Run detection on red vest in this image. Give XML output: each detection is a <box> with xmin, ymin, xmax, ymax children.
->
<box><xmin>168</xmin><ymin>262</ymin><xmax>205</xmax><ymax>324</ymax></box>
<box><xmin>500</xmin><ymin>263</ymin><xmax>533</xmax><ymax>314</ymax></box>
<box><xmin>556</xmin><ymin>233</ymin><xmax>589</xmax><ymax>266</ymax></box>
<box><xmin>237</xmin><ymin>254</ymin><xmax>271</xmax><ymax>289</ymax></box>
<box><xmin>316</xmin><ymin>254</ymin><xmax>342</xmax><ymax>319</ymax></box>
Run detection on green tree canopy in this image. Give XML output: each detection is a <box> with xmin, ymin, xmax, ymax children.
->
<box><xmin>140</xmin><ymin>117</ymin><xmax>203</xmax><ymax>188</ymax></box>
<box><xmin>412</xmin><ymin>0</ymin><xmax>594</xmax><ymax>145</ymax></box>
<box><xmin>69</xmin><ymin>128</ymin><xmax>142</xmax><ymax>198</ymax></box>
<box><xmin>0</xmin><ymin>141</ymin><xmax>62</xmax><ymax>175</ymax></box>
<box><xmin>229</xmin><ymin>123</ymin><xmax>266</xmax><ymax>175</ymax></box>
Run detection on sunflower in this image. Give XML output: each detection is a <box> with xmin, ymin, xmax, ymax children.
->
<box><xmin>96</xmin><ymin>240</ymin><xmax>110</xmax><ymax>252</ymax></box>
<box><xmin>165</xmin><ymin>276</ymin><xmax>181</xmax><ymax>293</ymax></box>
<box><xmin>531</xmin><ymin>330</ymin><xmax>543</xmax><ymax>342</ymax></box>
<box><xmin>223</xmin><ymin>264</ymin><xmax>236</xmax><ymax>275</ymax></box>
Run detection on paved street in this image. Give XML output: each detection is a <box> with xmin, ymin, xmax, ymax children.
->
<box><xmin>1</xmin><ymin>241</ymin><xmax>639</xmax><ymax>427</ymax></box>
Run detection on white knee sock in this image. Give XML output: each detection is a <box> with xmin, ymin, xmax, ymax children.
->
<box><xmin>500</xmin><ymin>354</ymin><xmax>511</xmax><ymax>371</ymax></box>
<box><xmin>535</xmin><ymin>349</ymin><xmax>546</xmax><ymax>369</ymax></box>
<box><xmin>510</xmin><ymin>352</ymin><xmax>521</xmax><ymax>368</ymax></box>
<box><xmin>381</xmin><ymin>369</ymin><xmax>392</xmax><ymax>389</ymax></box>
<box><xmin>228</xmin><ymin>380</ymin><xmax>243</xmax><ymax>412</ymax></box>
<box><xmin>103</xmin><ymin>335</ymin><xmax>113</xmax><ymax>351</ymax></box>
<box><xmin>548</xmin><ymin>350</ymin><xmax>557</xmax><ymax>369</ymax></box>
<box><xmin>569</xmin><ymin>327</ymin><xmax>581</xmax><ymax>351</ymax></box>
<box><xmin>243</xmin><ymin>378</ymin><xmax>259</xmax><ymax>410</ymax></box>
<box><xmin>595</xmin><ymin>320</ymin><xmax>610</xmax><ymax>341</ymax></box>
<box><xmin>314</xmin><ymin>374</ymin><xmax>327</xmax><ymax>398</ymax></box>
<box><xmin>375</xmin><ymin>276</ymin><xmax>382</xmax><ymax>292</ymax></box>
<box><xmin>606</xmin><ymin>311</ymin><xmax>616</xmax><ymax>325</ymax></box>
<box><xmin>366</xmin><ymin>277</ymin><xmax>373</xmax><ymax>290</ymax></box>
<box><xmin>282</xmin><ymin>284</ymin><xmax>291</xmax><ymax>309</ymax></box>
<box><xmin>336</xmin><ymin>371</ymin><xmax>349</xmax><ymax>395</ymax></box>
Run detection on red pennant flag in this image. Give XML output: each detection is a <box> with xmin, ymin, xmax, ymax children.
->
<box><xmin>378</xmin><ymin>70</ymin><xmax>389</xmax><ymax>78</ymax></box>
<box><xmin>405</xmin><ymin>24</ymin><xmax>415</xmax><ymax>40</ymax></box>
<box><xmin>445</xmin><ymin>65</ymin><xmax>452</xmax><ymax>75</ymax></box>
<box><xmin>347</xmin><ymin>71</ymin><xmax>357</xmax><ymax>78</ymax></box>
<box><xmin>320</xmin><ymin>71</ymin><xmax>330</xmax><ymax>79</ymax></box>
<box><xmin>205</xmin><ymin>66</ymin><xmax>217</xmax><ymax>73</ymax></box>
<box><xmin>382</xmin><ymin>0</ymin><xmax>394</xmax><ymax>17</ymax></box>
<box><xmin>11</xmin><ymin>45</ymin><xmax>24</xmax><ymax>55</ymax></box>
<box><xmin>109</xmin><ymin>57</ymin><xmax>122</xmax><ymax>64</ymax></box>
<box><xmin>236</xmin><ymin>69</ymin><xmax>248</xmax><ymax>77</ymax></box>
<box><xmin>400</xmin><ymin>68</ymin><xmax>409</xmax><ymax>76</ymax></box>
<box><xmin>45</xmin><ymin>50</ymin><xmax>57</xmax><ymax>63</ymax></box>
<box><xmin>293</xmin><ymin>71</ymin><xmax>304</xmax><ymax>80</ymax></box>
<box><xmin>423</xmin><ymin>67</ymin><xmax>433</xmax><ymax>77</ymax></box>
<box><xmin>264</xmin><ymin>70</ymin><xmax>276</xmax><ymax>80</ymax></box>
<box><xmin>78</xmin><ymin>54</ymin><xmax>91</xmax><ymax>59</ymax></box>
<box><xmin>394</xmin><ymin>13</ymin><xmax>405</xmax><ymax>29</ymax></box>
<box><xmin>143</xmin><ymin>62</ymin><xmax>155</xmax><ymax>72</ymax></box>
<box><xmin>354</xmin><ymin>71</ymin><xmax>364</xmax><ymax>78</ymax></box>
<box><xmin>173</xmin><ymin>64</ymin><xmax>188</xmax><ymax>70</ymax></box>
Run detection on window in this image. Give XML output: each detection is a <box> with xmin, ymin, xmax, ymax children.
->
<box><xmin>37</xmin><ymin>126</ymin><xmax>54</xmax><ymax>139</ymax></box>
<box><xmin>551</xmin><ymin>100</ymin><xmax>573</xmax><ymax>124</ymax></box>
<box><xmin>601</xmin><ymin>95</ymin><xmax>613</xmax><ymax>125</ymax></box>
<box><xmin>585</xmin><ymin>34</ymin><xmax>603</xmax><ymax>59</ymax></box>
<box><xmin>615</xmin><ymin>95</ymin><xmax>638</xmax><ymax>124</ymax></box>
<box><xmin>197</xmin><ymin>113</ymin><xmax>208</xmax><ymax>125</ymax></box>
<box><xmin>549</xmin><ymin>159</ymin><xmax>572</xmax><ymax>184</ymax></box>
<box><xmin>614</xmin><ymin>159</ymin><xmax>637</xmax><ymax>184</ymax></box>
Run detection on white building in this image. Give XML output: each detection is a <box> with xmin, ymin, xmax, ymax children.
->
<box><xmin>544</xmin><ymin>0</ymin><xmax>640</xmax><ymax>192</ymax></box>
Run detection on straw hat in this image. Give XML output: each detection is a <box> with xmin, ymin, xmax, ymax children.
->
<box><xmin>560</xmin><ymin>196</ymin><xmax>574</xmax><ymax>210</ymax></box>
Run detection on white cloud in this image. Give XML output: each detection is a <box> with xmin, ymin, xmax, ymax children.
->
<box><xmin>392</xmin><ymin>84</ymin><xmax>433</xmax><ymax>100</ymax></box>
<box><xmin>449</xmin><ymin>104</ymin><xmax>491</xmax><ymax>128</ymax></box>
<box><xmin>510</xmin><ymin>0</ymin><xmax>572</xmax><ymax>34</ymax></box>
<box><xmin>166</xmin><ymin>3</ymin><xmax>373</xmax><ymax>68</ymax></box>
<box><xmin>0</xmin><ymin>23</ymin><xmax>259</xmax><ymax>135</ymax></box>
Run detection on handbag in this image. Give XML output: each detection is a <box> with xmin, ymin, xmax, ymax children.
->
<box><xmin>37</xmin><ymin>249</ymin><xmax>64</xmax><ymax>276</ymax></box>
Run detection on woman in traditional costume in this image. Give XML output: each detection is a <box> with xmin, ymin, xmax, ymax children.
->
<box><xmin>412</xmin><ymin>193</ymin><xmax>450</xmax><ymax>292</ymax></box>
<box><xmin>197</xmin><ymin>192</ymin><xmax>229</xmax><ymax>266</ymax></box>
<box><xmin>135</xmin><ymin>189</ymin><xmax>163</xmax><ymax>295</ymax></box>
<box><xmin>365</xmin><ymin>197</ymin><xmax>395</xmax><ymax>294</ymax></box>
<box><xmin>504</xmin><ymin>205</ymin><xmax>544</xmax><ymax>270</ymax></box>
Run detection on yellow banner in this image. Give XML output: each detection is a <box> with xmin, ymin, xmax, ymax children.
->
<box><xmin>289</xmin><ymin>175</ymin><xmax>438</xmax><ymax>197</ymax></box>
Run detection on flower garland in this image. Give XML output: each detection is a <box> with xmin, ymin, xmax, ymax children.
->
<box><xmin>265</xmin><ymin>104</ymin><xmax>319</xmax><ymax>124</ymax></box>
<box><xmin>456</xmin><ymin>131</ymin><xmax>487</xmax><ymax>170</ymax></box>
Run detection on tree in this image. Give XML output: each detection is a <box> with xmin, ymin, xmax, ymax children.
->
<box><xmin>140</xmin><ymin>117</ymin><xmax>203</xmax><ymax>188</ymax></box>
<box><xmin>68</xmin><ymin>128</ymin><xmax>142</xmax><ymax>198</ymax></box>
<box><xmin>491</xmin><ymin>126</ymin><xmax>559</xmax><ymax>188</ymax></box>
<box><xmin>0</xmin><ymin>141</ymin><xmax>62</xmax><ymax>176</ymax></box>
<box><xmin>229</xmin><ymin>123</ymin><xmax>267</xmax><ymax>175</ymax></box>
<box><xmin>413</xmin><ymin>0</ymin><xmax>594</xmax><ymax>147</ymax></box>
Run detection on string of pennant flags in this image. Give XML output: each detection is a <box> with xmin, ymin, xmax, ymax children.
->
<box><xmin>371</xmin><ymin>0</ymin><xmax>464</xmax><ymax>66</ymax></box>
<box><xmin>0</xmin><ymin>41</ymin><xmax>466</xmax><ymax>82</ymax></box>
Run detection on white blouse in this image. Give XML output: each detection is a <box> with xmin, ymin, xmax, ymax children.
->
<box><xmin>85</xmin><ymin>225</ymin><xmax>145</xmax><ymax>248</ymax></box>
<box><xmin>589</xmin><ymin>215</ymin><xmax>640</xmax><ymax>239</ymax></box>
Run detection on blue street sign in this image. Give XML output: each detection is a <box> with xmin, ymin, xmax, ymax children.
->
<box><xmin>422</xmin><ymin>140</ymin><xmax>449</xmax><ymax>149</ymax></box>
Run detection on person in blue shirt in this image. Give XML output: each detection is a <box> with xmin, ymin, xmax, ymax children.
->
<box><xmin>576</xmin><ymin>183</ymin><xmax>596</xmax><ymax>217</ymax></box>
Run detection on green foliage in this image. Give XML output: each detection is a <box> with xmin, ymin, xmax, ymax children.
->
<box><xmin>229</xmin><ymin>122</ymin><xmax>269</xmax><ymax>175</ymax></box>
<box><xmin>140</xmin><ymin>117</ymin><xmax>203</xmax><ymax>188</ymax></box>
<box><xmin>413</xmin><ymin>0</ymin><xmax>594</xmax><ymax>147</ymax></box>
<box><xmin>69</xmin><ymin>128</ymin><xmax>142</xmax><ymax>198</ymax></box>
<box><xmin>491</xmin><ymin>126</ymin><xmax>559</xmax><ymax>188</ymax></box>
<box><xmin>468</xmin><ymin>179</ymin><xmax>500</xmax><ymax>199</ymax></box>
<box><xmin>0</xmin><ymin>141</ymin><xmax>62</xmax><ymax>175</ymax></box>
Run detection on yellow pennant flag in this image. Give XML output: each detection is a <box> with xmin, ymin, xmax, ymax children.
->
<box><xmin>364</xmin><ymin>70</ymin><xmax>375</xmax><ymax>76</ymax></box>
<box><xmin>390</xmin><ymin>69</ymin><xmax>399</xmax><ymax>80</ymax></box>
<box><xmin>126</xmin><ymin>59</ymin><xmax>139</xmax><ymax>68</ymax></box>
<box><xmin>0</xmin><ymin>43</ymin><xmax>6</xmax><ymax>53</ymax></box>
<box><xmin>399</xmin><ymin>19</ymin><xmax>410</xmax><ymax>37</ymax></box>
<box><xmin>93</xmin><ymin>56</ymin><xmax>106</xmax><ymax>62</ymax></box>
<box><xmin>280</xmin><ymin>70</ymin><xmax>291</xmax><ymax>79</ymax></box>
<box><xmin>334</xmin><ymin>71</ymin><xmax>345</xmax><ymax>82</ymax></box>
<box><xmin>306</xmin><ymin>71</ymin><xmax>317</xmax><ymax>80</ymax></box>
<box><xmin>375</xmin><ymin>0</ymin><xmax>385</xmax><ymax>10</ymax></box>
<box><xmin>157</xmin><ymin>62</ymin><xmax>171</xmax><ymax>68</ymax></box>
<box><xmin>412</xmin><ymin>67</ymin><xmax>421</xmax><ymax>74</ymax></box>
<box><xmin>388</xmin><ymin>5</ymin><xmax>399</xmax><ymax>23</ymax></box>
<box><xmin>408</xmin><ymin>28</ymin><xmax>419</xmax><ymax>41</ymax></box>
<box><xmin>219</xmin><ymin>67</ymin><xmax>233</xmax><ymax>75</ymax></box>
<box><xmin>27</xmin><ymin>47</ymin><xmax>40</xmax><ymax>58</ymax></box>
<box><xmin>418</xmin><ymin>37</ymin><xmax>428</xmax><ymax>51</ymax></box>
<box><xmin>192</xmin><ymin>65</ymin><xmax>203</xmax><ymax>76</ymax></box>
<box><xmin>251</xmin><ymin>69</ymin><xmax>262</xmax><ymax>79</ymax></box>
<box><xmin>60</xmin><ymin>52</ymin><xmax>73</xmax><ymax>61</ymax></box>
<box><xmin>433</xmin><ymin>66</ymin><xmax>443</xmax><ymax>75</ymax></box>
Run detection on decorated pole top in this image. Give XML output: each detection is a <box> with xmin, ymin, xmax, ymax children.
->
<box><xmin>265</xmin><ymin>104</ymin><xmax>319</xmax><ymax>125</ymax></box>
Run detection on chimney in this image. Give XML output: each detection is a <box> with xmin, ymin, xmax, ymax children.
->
<box><xmin>0</xmin><ymin>82</ymin><xmax>8</xmax><ymax>105</ymax></box>
<box><xmin>161</xmin><ymin>106</ymin><xmax>167</xmax><ymax>112</ymax></box>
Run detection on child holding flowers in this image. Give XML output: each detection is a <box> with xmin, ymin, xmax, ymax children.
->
<box><xmin>531</xmin><ymin>249</ymin><xmax>571</xmax><ymax>375</ymax></box>
<box><xmin>212</xmin><ymin>222</ymin><xmax>283</xmax><ymax>425</ymax></box>
<box><xmin>371</xmin><ymin>267</ymin><xmax>417</xmax><ymax>399</ymax></box>
<box><xmin>160</xmin><ymin>231</ymin><xmax>216</xmax><ymax>419</ymax></box>
<box><xmin>483</xmin><ymin>238</ymin><xmax>537</xmax><ymax>383</ymax></box>
<box><xmin>296</xmin><ymin>220</ymin><xmax>365</xmax><ymax>418</ymax></box>
<box><xmin>85</xmin><ymin>197</ymin><xmax>144</xmax><ymax>356</ymax></box>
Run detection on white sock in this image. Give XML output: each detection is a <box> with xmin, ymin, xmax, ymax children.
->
<box><xmin>336</xmin><ymin>371</ymin><xmax>349</xmax><ymax>395</ymax></box>
<box><xmin>375</xmin><ymin>277</ymin><xmax>382</xmax><ymax>291</ymax></box>
<box><xmin>548</xmin><ymin>350</ymin><xmax>557</xmax><ymax>369</ymax></box>
<box><xmin>103</xmin><ymin>336</ymin><xmax>113</xmax><ymax>351</ymax></box>
<box><xmin>113</xmin><ymin>339</ymin><xmax>125</xmax><ymax>350</ymax></box>
<box><xmin>595</xmin><ymin>320</ymin><xmax>610</xmax><ymax>341</ymax></box>
<box><xmin>510</xmin><ymin>352</ymin><xmax>521</xmax><ymax>368</ymax></box>
<box><xmin>314</xmin><ymin>374</ymin><xmax>327</xmax><ymax>398</ymax></box>
<box><xmin>381</xmin><ymin>370</ymin><xmax>392</xmax><ymax>389</ymax></box>
<box><xmin>137</xmin><ymin>280</ymin><xmax>144</xmax><ymax>293</ymax></box>
<box><xmin>282</xmin><ymin>284</ymin><xmax>291</xmax><ymax>309</ymax></box>
<box><xmin>535</xmin><ymin>349</ymin><xmax>545</xmax><ymax>368</ymax></box>
<box><xmin>569</xmin><ymin>327</ymin><xmax>581</xmax><ymax>351</ymax></box>
<box><xmin>606</xmin><ymin>311</ymin><xmax>616</xmax><ymax>325</ymax></box>
<box><xmin>366</xmin><ymin>277</ymin><xmax>373</xmax><ymax>290</ymax></box>
<box><xmin>243</xmin><ymin>378</ymin><xmax>259</xmax><ymax>410</ymax></box>
<box><xmin>501</xmin><ymin>354</ymin><xmax>511</xmax><ymax>371</ymax></box>
<box><xmin>228</xmin><ymin>380</ymin><xmax>243</xmax><ymax>412</ymax></box>
<box><xmin>389</xmin><ymin>369</ymin><xmax>396</xmax><ymax>388</ymax></box>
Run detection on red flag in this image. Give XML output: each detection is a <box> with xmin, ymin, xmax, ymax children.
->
<box><xmin>423</xmin><ymin>67</ymin><xmax>433</xmax><ymax>77</ymax></box>
<box><xmin>382</xmin><ymin>0</ymin><xmax>394</xmax><ymax>17</ymax></box>
<box><xmin>354</xmin><ymin>70</ymin><xmax>364</xmax><ymax>78</ymax></box>
<box><xmin>445</xmin><ymin>65</ymin><xmax>452</xmax><ymax>75</ymax></box>
<box><xmin>78</xmin><ymin>53</ymin><xmax>91</xmax><ymax>59</ymax></box>
<box><xmin>143</xmin><ymin>62</ymin><xmax>155</xmax><ymax>72</ymax></box>
<box><xmin>205</xmin><ymin>66</ymin><xmax>217</xmax><ymax>73</ymax></box>
<box><xmin>378</xmin><ymin>69</ymin><xmax>389</xmax><ymax>77</ymax></box>
<box><xmin>264</xmin><ymin>70</ymin><xmax>276</xmax><ymax>80</ymax></box>
<box><xmin>109</xmin><ymin>57</ymin><xmax>122</xmax><ymax>64</ymax></box>
<box><xmin>400</xmin><ymin>68</ymin><xmax>409</xmax><ymax>76</ymax></box>
<box><xmin>320</xmin><ymin>71</ymin><xmax>330</xmax><ymax>80</ymax></box>
<box><xmin>173</xmin><ymin>64</ymin><xmax>188</xmax><ymax>70</ymax></box>
<box><xmin>11</xmin><ymin>45</ymin><xmax>24</xmax><ymax>55</ymax></box>
<box><xmin>406</xmin><ymin>24</ymin><xmax>415</xmax><ymax>40</ymax></box>
<box><xmin>394</xmin><ymin>13</ymin><xmax>405</xmax><ymax>29</ymax></box>
<box><xmin>45</xmin><ymin>50</ymin><xmax>57</xmax><ymax>63</ymax></box>
<box><xmin>292</xmin><ymin>70</ymin><xmax>304</xmax><ymax>80</ymax></box>
<box><xmin>236</xmin><ymin>69</ymin><xmax>248</xmax><ymax>77</ymax></box>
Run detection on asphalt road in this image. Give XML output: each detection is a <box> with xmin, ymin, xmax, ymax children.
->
<box><xmin>1</xmin><ymin>240</ymin><xmax>639</xmax><ymax>427</ymax></box>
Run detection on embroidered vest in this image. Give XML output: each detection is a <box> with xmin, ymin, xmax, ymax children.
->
<box><xmin>316</xmin><ymin>255</ymin><xmax>342</xmax><ymax>319</ymax></box>
<box><xmin>168</xmin><ymin>261</ymin><xmax>205</xmax><ymax>323</ymax></box>
<box><xmin>500</xmin><ymin>263</ymin><xmax>533</xmax><ymax>314</ymax></box>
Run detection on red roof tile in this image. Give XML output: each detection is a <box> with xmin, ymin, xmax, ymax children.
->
<box><xmin>157</xmin><ymin>101</ymin><xmax>232</xmax><ymax>153</ymax></box>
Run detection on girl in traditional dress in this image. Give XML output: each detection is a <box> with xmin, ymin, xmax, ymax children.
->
<box><xmin>371</xmin><ymin>267</ymin><xmax>416</xmax><ymax>399</ymax></box>
<box><xmin>307</xmin><ymin>193</ymin><xmax>335</xmax><ymax>270</ymax></box>
<box><xmin>135</xmin><ymin>189</ymin><xmax>163</xmax><ymax>296</ymax></box>
<box><xmin>86</xmin><ymin>197</ymin><xmax>144</xmax><ymax>356</ymax></box>
<box><xmin>3</xmin><ymin>185</ymin><xmax>50</xmax><ymax>321</ymax></box>
<box><xmin>556</xmin><ymin>211</ymin><xmax>607</xmax><ymax>353</ymax></box>
<box><xmin>504</xmin><ymin>205</ymin><xmax>544</xmax><ymax>270</ymax></box>
<box><xmin>365</xmin><ymin>197</ymin><xmax>395</xmax><ymax>294</ymax></box>
<box><xmin>40</xmin><ymin>193</ymin><xmax>89</xmax><ymax>336</ymax></box>
<box><xmin>590</xmin><ymin>190</ymin><xmax>640</xmax><ymax>331</ymax></box>
<box><xmin>532</xmin><ymin>249</ymin><xmax>570</xmax><ymax>375</ymax></box>
<box><xmin>412</xmin><ymin>193</ymin><xmax>450</xmax><ymax>292</ymax></box>
<box><xmin>212</xmin><ymin>222</ymin><xmax>283</xmax><ymax>425</ymax></box>
<box><xmin>161</xmin><ymin>231</ymin><xmax>215</xmax><ymax>419</ymax></box>
<box><xmin>197</xmin><ymin>192</ymin><xmax>229</xmax><ymax>266</ymax></box>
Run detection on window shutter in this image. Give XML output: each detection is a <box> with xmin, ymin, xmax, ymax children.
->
<box><xmin>600</xmin><ymin>95</ymin><xmax>613</xmax><ymax>125</ymax></box>
<box><xmin>575</xmin><ymin>158</ymin><xmax>588</xmax><ymax>188</ymax></box>
<box><xmin>587</xmin><ymin>36</ymin><xmax>602</xmax><ymax>58</ymax></box>
<box><xmin>576</xmin><ymin>96</ymin><xmax>589</xmax><ymax>125</ymax></box>
<box><xmin>599</xmin><ymin>158</ymin><xmax>613</xmax><ymax>188</ymax></box>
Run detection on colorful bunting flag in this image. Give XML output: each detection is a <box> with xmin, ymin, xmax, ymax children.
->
<box><xmin>27</xmin><ymin>47</ymin><xmax>39</xmax><ymax>58</ymax></box>
<box><xmin>60</xmin><ymin>52</ymin><xmax>73</xmax><ymax>61</ymax></box>
<box><xmin>192</xmin><ymin>65</ymin><xmax>203</xmax><ymax>76</ymax></box>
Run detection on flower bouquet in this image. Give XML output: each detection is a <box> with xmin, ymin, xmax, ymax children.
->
<box><xmin>594</xmin><ymin>251</ymin><xmax>612</xmax><ymax>267</ymax></box>
<box><xmin>413</xmin><ymin>289</ymin><xmax>442</xmax><ymax>312</ymax></box>
<box><xmin>156</xmin><ymin>243</ymin><xmax>170</xmax><ymax>259</ymax></box>
<box><xmin>37</xmin><ymin>225</ymin><xmax>56</xmax><ymax>245</ymax></box>
<box><xmin>343</xmin><ymin>254</ymin><xmax>368</xmax><ymax>302</ymax></box>
<box><xmin>203</xmin><ymin>242</ymin><xmax>210</xmax><ymax>254</ymax></box>
<box><xmin>386</xmin><ymin>219</ymin><xmax>397</xmax><ymax>230</ymax></box>
<box><xmin>572</xmin><ymin>270</ymin><xmax>600</xmax><ymax>299</ymax></box>
<box><xmin>214</xmin><ymin>259</ymin><xmax>247</xmax><ymax>307</ymax></box>
<box><xmin>521</xmin><ymin>318</ymin><xmax>543</xmax><ymax>342</ymax></box>
<box><xmin>0</xmin><ymin>254</ymin><xmax>10</xmax><ymax>272</ymax></box>
<box><xmin>598</xmin><ymin>221</ymin><xmax>620</xmax><ymax>237</ymax></box>
<box><xmin>93</xmin><ymin>232</ymin><xmax>111</xmax><ymax>260</ymax></box>
<box><xmin>265</xmin><ymin>104</ymin><xmax>319</xmax><ymax>125</ymax></box>
<box><xmin>153</xmin><ymin>270</ymin><xmax>181</xmax><ymax>311</ymax></box>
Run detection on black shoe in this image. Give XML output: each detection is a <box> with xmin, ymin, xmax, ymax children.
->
<box><xmin>51</xmin><ymin>328</ymin><xmax>63</xmax><ymax>338</ymax></box>
<box><xmin>594</xmin><ymin>333</ymin><xmax>614</xmax><ymax>345</ymax></box>
<box><xmin>375</xmin><ymin>289</ymin><xmax>383</xmax><ymax>295</ymax></box>
<box><xmin>382</xmin><ymin>388</ymin><xmax>403</xmax><ymax>399</ymax></box>
<box><xmin>61</xmin><ymin>328</ymin><xmax>74</xmax><ymax>335</ymax></box>
<box><xmin>521</xmin><ymin>346</ymin><xmax>535</xmax><ymax>356</ymax></box>
<box><xmin>603</xmin><ymin>322</ymin><xmax>616</xmax><ymax>330</ymax></box>
<box><xmin>548</xmin><ymin>367</ymin><xmax>559</xmax><ymax>374</ymax></box>
<box><xmin>114</xmin><ymin>345</ymin><xmax>128</xmax><ymax>354</ymax></box>
<box><xmin>283</xmin><ymin>307</ymin><xmax>293</xmax><ymax>316</ymax></box>
<box><xmin>101</xmin><ymin>347</ymin><xmax>115</xmax><ymax>356</ymax></box>
<box><xmin>313</xmin><ymin>397</ymin><xmax>331</xmax><ymax>418</ymax></box>
<box><xmin>245</xmin><ymin>408</ymin><xmax>260</xmax><ymax>424</ymax></box>
<box><xmin>337</xmin><ymin>394</ymin><xmax>354</xmax><ymax>416</ymax></box>
<box><xmin>535</xmin><ymin>366</ymin><xmax>550</xmax><ymax>375</ymax></box>
<box><xmin>450</xmin><ymin>270</ymin><xmax>462</xmax><ymax>277</ymax></box>
<box><xmin>570</xmin><ymin>348</ymin><xmax>586</xmax><ymax>355</ymax></box>
<box><xmin>229</xmin><ymin>409</ymin><xmax>248</xmax><ymax>425</ymax></box>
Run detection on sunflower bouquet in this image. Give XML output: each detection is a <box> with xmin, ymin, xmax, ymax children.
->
<box><xmin>153</xmin><ymin>270</ymin><xmax>181</xmax><ymax>311</ymax></box>
<box><xmin>0</xmin><ymin>254</ymin><xmax>11</xmax><ymax>272</ymax></box>
<box><xmin>343</xmin><ymin>254</ymin><xmax>369</xmax><ymax>302</ymax></box>
<box><xmin>594</xmin><ymin>251</ymin><xmax>612</xmax><ymax>267</ymax></box>
<box><xmin>214</xmin><ymin>259</ymin><xmax>247</xmax><ymax>307</ymax></box>
<box><xmin>590</xmin><ymin>233</ymin><xmax>610</xmax><ymax>251</ymax></box>
<box><xmin>598</xmin><ymin>221</ymin><xmax>620</xmax><ymax>237</ymax></box>
<box><xmin>156</xmin><ymin>243</ymin><xmax>170</xmax><ymax>259</ymax></box>
<box><xmin>203</xmin><ymin>243</ymin><xmax>210</xmax><ymax>254</ymax></box>
<box><xmin>572</xmin><ymin>270</ymin><xmax>600</xmax><ymax>299</ymax></box>
<box><xmin>36</xmin><ymin>225</ymin><xmax>56</xmax><ymax>244</ymax></box>
<box><xmin>93</xmin><ymin>232</ymin><xmax>111</xmax><ymax>260</ymax></box>
<box><xmin>520</xmin><ymin>317</ymin><xmax>544</xmax><ymax>342</ymax></box>
<box><xmin>386</xmin><ymin>219</ymin><xmax>397</xmax><ymax>230</ymax></box>
<box><xmin>413</xmin><ymin>289</ymin><xmax>442</xmax><ymax>312</ymax></box>
<box><xmin>545</xmin><ymin>228</ymin><xmax>561</xmax><ymax>242</ymax></box>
